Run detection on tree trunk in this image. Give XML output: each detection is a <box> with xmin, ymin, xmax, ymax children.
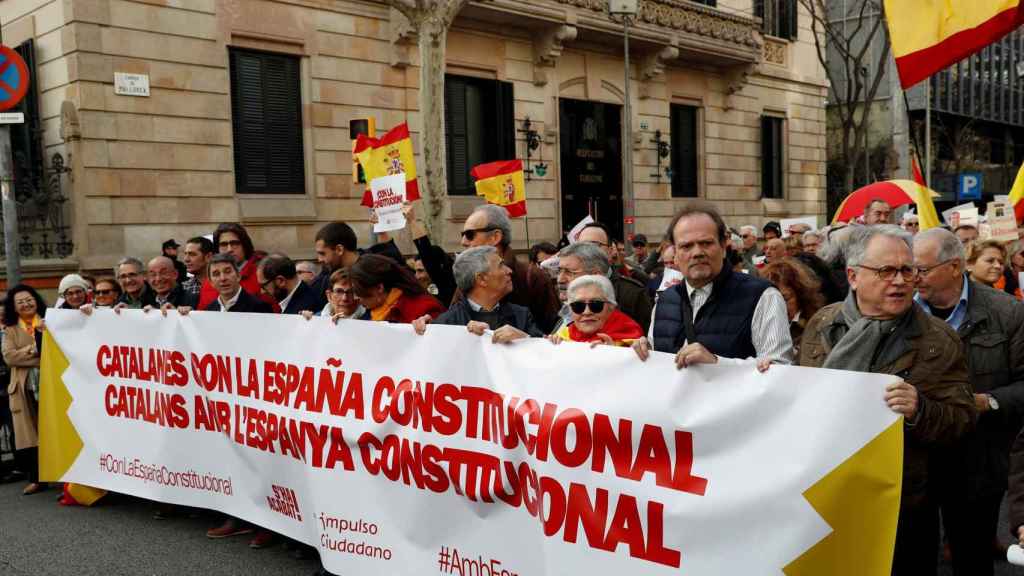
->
<box><xmin>417</xmin><ymin>15</ymin><xmax>449</xmax><ymax>246</ymax></box>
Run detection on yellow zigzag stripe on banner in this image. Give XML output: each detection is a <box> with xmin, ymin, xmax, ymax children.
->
<box><xmin>38</xmin><ymin>330</ymin><xmax>83</xmax><ymax>482</ymax></box>
<box><xmin>784</xmin><ymin>419</ymin><xmax>903</xmax><ymax>575</ymax></box>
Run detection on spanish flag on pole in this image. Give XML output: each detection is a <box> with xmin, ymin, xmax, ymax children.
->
<box><xmin>471</xmin><ymin>160</ymin><xmax>527</xmax><ymax>217</ymax></box>
<box><xmin>885</xmin><ymin>0</ymin><xmax>1024</xmax><ymax>88</ymax></box>
<box><xmin>356</xmin><ymin>123</ymin><xmax>420</xmax><ymax>207</ymax></box>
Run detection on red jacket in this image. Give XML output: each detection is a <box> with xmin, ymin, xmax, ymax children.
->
<box><xmin>197</xmin><ymin>255</ymin><xmax>280</xmax><ymax>312</ymax></box>
<box><xmin>385</xmin><ymin>292</ymin><xmax>445</xmax><ymax>324</ymax></box>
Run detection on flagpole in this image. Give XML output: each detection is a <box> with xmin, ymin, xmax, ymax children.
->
<box><xmin>925</xmin><ymin>78</ymin><xmax>931</xmax><ymax>189</ymax></box>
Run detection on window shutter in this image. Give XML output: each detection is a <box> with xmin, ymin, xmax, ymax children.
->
<box><xmin>11</xmin><ymin>39</ymin><xmax>41</xmax><ymax>198</ymax></box>
<box><xmin>670</xmin><ymin>105</ymin><xmax>699</xmax><ymax>198</ymax></box>
<box><xmin>494</xmin><ymin>80</ymin><xmax>516</xmax><ymax>161</ymax></box>
<box><xmin>786</xmin><ymin>0</ymin><xmax>799</xmax><ymax>40</ymax></box>
<box><xmin>229</xmin><ymin>49</ymin><xmax>305</xmax><ymax>194</ymax></box>
<box><xmin>761</xmin><ymin>117</ymin><xmax>784</xmax><ymax>199</ymax></box>
<box><xmin>445</xmin><ymin>77</ymin><xmax>470</xmax><ymax>195</ymax></box>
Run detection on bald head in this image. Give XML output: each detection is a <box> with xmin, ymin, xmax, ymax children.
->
<box><xmin>146</xmin><ymin>255</ymin><xmax>178</xmax><ymax>296</ymax></box>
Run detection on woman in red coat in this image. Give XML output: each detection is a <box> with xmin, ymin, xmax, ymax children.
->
<box><xmin>350</xmin><ymin>254</ymin><xmax>444</xmax><ymax>323</ymax></box>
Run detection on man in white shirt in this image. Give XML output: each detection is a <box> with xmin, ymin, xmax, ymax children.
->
<box><xmin>203</xmin><ymin>254</ymin><xmax>273</xmax><ymax>314</ymax></box>
<box><xmin>633</xmin><ymin>202</ymin><xmax>793</xmax><ymax>368</ymax></box>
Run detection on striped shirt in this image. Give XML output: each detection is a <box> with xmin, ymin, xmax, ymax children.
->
<box><xmin>648</xmin><ymin>280</ymin><xmax>794</xmax><ymax>364</ymax></box>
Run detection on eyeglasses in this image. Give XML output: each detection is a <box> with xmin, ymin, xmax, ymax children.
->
<box><xmin>916</xmin><ymin>258</ymin><xmax>956</xmax><ymax>277</ymax></box>
<box><xmin>331</xmin><ymin>288</ymin><xmax>355</xmax><ymax>297</ymax></box>
<box><xmin>857</xmin><ymin>264</ymin><xmax>919</xmax><ymax>282</ymax></box>
<box><xmin>117</xmin><ymin>272</ymin><xmax>140</xmax><ymax>280</ymax></box>
<box><xmin>460</xmin><ymin>227</ymin><xmax>498</xmax><ymax>241</ymax></box>
<box><xmin>219</xmin><ymin>240</ymin><xmax>243</xmax><ymax>248</ymax></box>
<box><xmin>94</xmin><ymin>289</ymin><xmax>117</xmax><ymax>296</ymax></box>
<box><xmin>569</xmin><ymin>300</ymin><xmax>607</xmax><ymax>314</ymax></box>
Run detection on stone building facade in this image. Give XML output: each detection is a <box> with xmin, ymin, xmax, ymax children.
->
<box><xmin>0</xmin><ymin>0</ymin><xmax>826</xmax><ymax>279</ymax></box>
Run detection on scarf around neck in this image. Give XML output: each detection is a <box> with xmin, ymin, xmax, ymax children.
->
<box><xmin>821</xmin><ymin>291</ymin><xmax>913</xmax><ymax>373</ymax></box>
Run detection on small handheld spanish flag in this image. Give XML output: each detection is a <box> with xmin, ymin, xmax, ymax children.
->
<box><xmin>356</xmin><ymin>123</ymin><xmax>420</xmax><ymax>207</ymax></box>
<box><xmin>471</xmin><ymin>160</ymin><xmax>527</xmax><ymax>217</ymax></box>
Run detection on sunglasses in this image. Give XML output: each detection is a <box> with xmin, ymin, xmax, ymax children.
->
<box><xmin>461</xmin><ymin>227</ymin><xmax>497</xmax><ymax>241</ymax></box>
<box><xmin>94</xmin><ymin>289</ymin><xmax>117</xmax><ymax>296</ymax></box>
<box><xmin>569</xmin><ymin>300</ymin><xmax>607</xmax><ymax>314</ymax></box>
<box><xmin>219</xmin><ymin>240</ymin><xmax>243</xmax><ymax>248</ymax></box>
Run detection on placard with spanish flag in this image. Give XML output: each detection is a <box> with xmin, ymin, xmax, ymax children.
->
<box><xmin>356</xmin><ymin>122</ymin><xmax>420</xmax><ymax>207</ymax></box>
<box><xmin>885</xmin><ymin>0</ymin><xmax>1024</xmax><ymax>89</ymax></box>
<box><xmin>471</xmin><ymin>159</ymin><xmax>527</xmax><ymax>217</ymax></box>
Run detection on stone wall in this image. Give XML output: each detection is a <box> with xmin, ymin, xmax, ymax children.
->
<box><xmin>0</xmin><ymin>0</ymin><xmax>827</xmax><ymax>272</ymax></box>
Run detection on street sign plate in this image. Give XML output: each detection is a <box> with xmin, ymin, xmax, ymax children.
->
<box><xmin>959</xmin><ymin>171</ymin><xmax>983</xmax><ymax>201</ymax></box>
<box><xmin>0</xmin><ymin>112</ymin><xmax>25</xmax><ymax>124</ymax></box>
<box><xmin>0</xmin><ymin>45</ymin><xmax>29</xmax><ymax>112</ymax></box>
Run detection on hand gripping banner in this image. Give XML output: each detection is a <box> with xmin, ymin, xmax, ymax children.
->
<box><xmin>40</xmin><ymin>309</ymin><xmax>902</xmax><ymax>575</ymax></box>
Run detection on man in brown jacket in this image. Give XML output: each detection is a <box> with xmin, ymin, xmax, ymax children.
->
<box><xmin>800</xmin><ymin>225</ymin><xmax>975</xmax><ymax>576</ymax></box>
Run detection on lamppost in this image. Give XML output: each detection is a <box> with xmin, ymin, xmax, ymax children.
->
<box><xmin>609</xmin><ymin>0</ymin><xmax>638</xmax><ymax>242</ymax></box>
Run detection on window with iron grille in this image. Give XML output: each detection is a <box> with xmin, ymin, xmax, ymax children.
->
<box><xmin>444</xmin><ymin>75</ymin><xmax>515</xmax><ymax>196</ymax></box>
<box><xmin>670</xmin><ymin>104</ymin><xmax>700</xmax><ymax>198</ymax></box>
<box><xmin>754</xmin><ymin>0</ymin><xmax>798</xmax><ymax>40</ymax></box>
<box><xmin>229</xmin><ymin>48</ymin><xmax>305</xmax><ymax>194</ymax></box>
<box><xmin>761</xmin><ymin>116</ymin><xmax>785</xmax><ymax>199</ymax></box>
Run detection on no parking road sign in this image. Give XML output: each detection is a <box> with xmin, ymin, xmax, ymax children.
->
<box><xmin>0</xmin><ymin>45</ymin><xmax>29</xmax><ymax>112</ymax></box>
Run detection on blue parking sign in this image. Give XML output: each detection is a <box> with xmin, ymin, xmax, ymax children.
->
<box><xmin>959</xmin><ymin>172</ymin><xmax>983</xmax><ymax>200</ymax></box>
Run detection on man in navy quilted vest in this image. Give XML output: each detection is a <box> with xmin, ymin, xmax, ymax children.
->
<box><xmin>632</xmin><ymin>201</ymin><xmax>793</xmax><ymax>368</ymax></box>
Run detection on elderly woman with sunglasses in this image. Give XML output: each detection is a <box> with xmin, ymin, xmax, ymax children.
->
<box><xmin>548</xmin><ymin>275</ymin><xmax>643</xmax><ymax>347</ymax></box>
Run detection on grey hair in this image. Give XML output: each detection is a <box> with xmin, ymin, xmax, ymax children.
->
<box><xmin>801</xmin><ymin>230</ymin><xmax>823</xmax><ymax>243</ymax></box>
<box><xmin>115</xmin><ymin>256</ymin><xmax>144</xmax><ymax>276</ymax></box>
<box><xmin>740</xmin><ymin>225</ymin><xmax>757</xmax><ymax>236</ymax></box>
<box><xmin>915</xmin><ymin>227</ymin><xmax>966</xmax><ymax>264</ymax></box>
<box><xmin>471</xmin><ymin>204</ymin><xmax>512</xmax><ymax>249</ymax></box>
<box><xmin>567</xmin><ymin>274</ymin><xmax>617</xmax><ymax>306</ymax></box>
<box><xmin>846</xmin><ymin>224</ymin><xmax>913</xmax><ymax>268</ymax></box>
<box><xmin>558</xmin><ymin>242</ymin><xmax>611</xmax><ymax>275</ymax></box>
<box><xmin>453</xmin><ymin>246</ymin><xmax>497</xmax><ymax>293</ymax></box>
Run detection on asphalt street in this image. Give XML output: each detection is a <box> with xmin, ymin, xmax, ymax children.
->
<box><xmin>0</xmin><ymin>482</ymin><xmax>320</xmax><ymax>576</ymax></box>
<box><xmin>2</xmin><ymin>479</ymin><xmax>1024</xmax><ymax>575</ymax></box>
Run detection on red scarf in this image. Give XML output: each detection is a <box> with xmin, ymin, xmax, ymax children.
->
<box><xmin>566</xmin><ymin>309</ymin><xmax>643</xmax><ymax>345</ymax></box>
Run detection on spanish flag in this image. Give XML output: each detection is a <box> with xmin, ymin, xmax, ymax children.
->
<box><xmin>885</xmin><ymin>0</ymin><xmax>1024</xmax><ymax>88</ymax></box>
<box><xmin>1008</xmin><ymin>161</ymin><xmax>1024</xmax><ymax>223</ymax></box>
<box><xmin>356</xmin><ymin>123</ymin><xmax>420</xmax><ymax>207</ymax></box>
<box><xmin>471</xmin><ymin>160</ymin><xmax>527</xmax><ymax>217</ymax></box>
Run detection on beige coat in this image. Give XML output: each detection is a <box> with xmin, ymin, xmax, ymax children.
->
<box><xmin>3</xmin><ymin>324</ymin><xmax>40</xmax><ymax>450</ymax></box>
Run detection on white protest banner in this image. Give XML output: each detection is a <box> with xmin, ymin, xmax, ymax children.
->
<box><xmin>987</xmin><ymin>201</ymin><xmax>1018</xmax><ymax>242</ymax></box>
<box><xmin>942</xmin><ymin>203</ymin><xmax>979</xmax><ymax>228</ymax></box>
<box><xmin>40</xmin><ymin>310</ymin><xmax>902</xmax><ymax>575</ymax></box>
<box><xmin>370</xmin><ymin>173</ymin><xmax>406</xmax><ymax>233</ymax></box>
<box><xmin>567</xmin><ymin>215</ymin><xmax>594</xmax><ymax>243</ymax></box>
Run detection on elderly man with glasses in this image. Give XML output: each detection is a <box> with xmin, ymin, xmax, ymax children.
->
<box><xmin>413</xmin><ymin>246</ymin><xmax>542</xmax><ymax>342</ymax></box>
<box><xmin>800</xmin><ymin>225</ymin><xmax>975</xmax><ymax>576</ymax></box>
<box><xmin>914</xmin><ymin>227</ymin><xmax>1024</xmax><ymax>576</ymax></box>
<box><xmin>114</xmin><ymin>257</ymin><xmax>156</xmax><ymax>309</ymax></box>
<box><xmin>459</xmin><ymin>204</ymin><xmax>560</xmax><ymax>332</ymax></box>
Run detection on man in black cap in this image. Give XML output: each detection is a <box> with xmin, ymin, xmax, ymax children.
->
<box><xmin>162</xmin><ymin>239</ymin><xmax>188</xmax><ymax>283</ymax></box>
<box><xmin>762</xmin><ymin>221</ymin><xmax>782</xmax><ymax>241</ymax></box>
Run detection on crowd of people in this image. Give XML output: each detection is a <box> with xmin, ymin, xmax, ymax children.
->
<box><xmin>2</xmin><ymin>196</ymin><xmax>1024</xmax><ymax>575</ymax></box>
